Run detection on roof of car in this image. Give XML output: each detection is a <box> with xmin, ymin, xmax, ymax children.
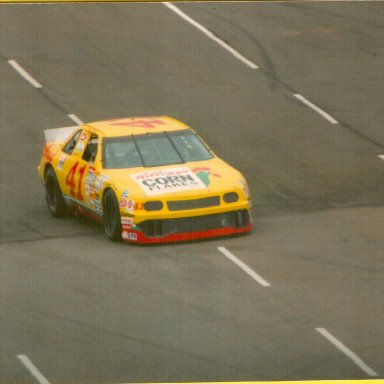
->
<box><xmin>85</xmin><ymin>116</ymin><xmax>190</xmax><ymax>137</ymax></box>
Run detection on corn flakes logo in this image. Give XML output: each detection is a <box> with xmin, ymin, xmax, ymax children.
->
<box><xmin>192</xmin><ymin>167</ymin><xmax>221</xmax><ymax>187</ymax></box>
<box><xmin>131</xmin><ymin>167</ymin><xmax>206</xmax><ymax>195</ymax></box>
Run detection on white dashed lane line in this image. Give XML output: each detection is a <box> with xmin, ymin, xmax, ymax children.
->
<box><xmin>316</xmin><ymin>328</ymin><xmax>378</xmax><ymax>377</ymax></box>
<box><xmin>294</xmin><ymin>94</ymin><xmax>339</xmax><ymax>124</ymax></box>
<box><xmin>17</xmin><ymin>355</ymin><xmax>52</xmax><ymax>384</ymax></box>
<box><xmin>8</xmin><ymin>60</ymin><xmax>43</xmax><ymax>88</ymax></box>
<box><xmin>218</xmin><ymin>246</ymin><xmax>271</xmax><ymax>287</ymax></box>
<box><xmin>164</xmin><ymin>4</ymin><xmax>341</xmax><ymax>128</ymax></box>
<box><xmin>68</xmin><ymin>114</ymin><xmax>84</xmax><ymax>125</ymax></box>
<box><xmin>164</xmin><ymin>2</ymin><xmax>258</xmax><ymax>69</ymax></box>
<box><xmin>378</xmin><ymin>155</ymin><xmax>384</xmax><ymax>161</ymax></box>
<box><xmin>215</xmin><ymin>247</ymin><xmax>379</xmax><ymax>376</ymax></box>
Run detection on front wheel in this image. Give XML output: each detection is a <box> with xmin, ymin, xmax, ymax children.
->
<box><xmin>45</xmin><ymin>167</ymin><xmax>67</xmax><ymax>217</ymax></box>
<box><xmin>103</xmin><ymin>189</ymin><xmax>122</xmax><ymax>241</ymax></box>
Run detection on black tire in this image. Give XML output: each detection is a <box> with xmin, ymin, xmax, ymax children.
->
<box><xmin>103</xmin><ymin>189</ymin><xmax>122</xmax><ymax>241</ymax></box>
<box><xmin>45</xmin><ymin>167</ymin><xmax>67</xmax><ymax>217</ymax></box>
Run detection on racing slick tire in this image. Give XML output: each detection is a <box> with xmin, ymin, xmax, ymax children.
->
<box><xmin>103</xmin><ymin>189</ymin><xmax>122</xmax><ymax>241</ymax></box>
<box><xmin>45</xmin><ymin>167</ymin><xmax>67</xmax><ymax>217</ymax></box>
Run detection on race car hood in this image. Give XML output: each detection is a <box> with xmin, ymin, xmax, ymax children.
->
<box><xmin>105</xmin><ymin>158</ymin><xmax>245</xmax><ymax>199</ymax></box>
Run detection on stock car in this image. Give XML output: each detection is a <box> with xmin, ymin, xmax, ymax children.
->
<box><xmin>38</xmin><ymin>116</ymin><xmax>252</xmax><ymax>243</ymax></box>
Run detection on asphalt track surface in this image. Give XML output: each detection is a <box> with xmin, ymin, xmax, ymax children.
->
<box><xmin>0</xmin><ymin>2</ymin><xmax>384</xmax><ymax>383</ymax></box>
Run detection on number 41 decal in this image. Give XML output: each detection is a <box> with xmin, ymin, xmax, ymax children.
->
<box><xmin>65</xmin><ymin>162</ymin><xmax>86</xmax><ymax>201</ymax></box>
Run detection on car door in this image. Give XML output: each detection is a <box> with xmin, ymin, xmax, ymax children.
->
<box><xmin>57</xmin><ymin>129</ymin><xmax>92</xmax><ymax>205</ymax></box>
<box><xmin>80</xmin><ymin>133</ymin><xmax>102</xmax><ymax>214</ymax></box>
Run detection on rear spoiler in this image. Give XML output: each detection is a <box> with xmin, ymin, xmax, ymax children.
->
<box><xmin>44</xmin><ymin>126</ymin><xmax>79</xmax><ymax>143</ymax></box>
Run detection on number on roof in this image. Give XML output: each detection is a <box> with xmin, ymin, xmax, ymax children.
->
<box><xmin>109</xmin><ymin>119</ymin><xmax>165</xmax><ymax>129</ymax></box>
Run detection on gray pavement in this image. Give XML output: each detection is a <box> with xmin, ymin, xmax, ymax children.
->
<box><xmin>0</xmin><ymin>2</ymin><xmax>383</xmax><ymax>383</ymax></box>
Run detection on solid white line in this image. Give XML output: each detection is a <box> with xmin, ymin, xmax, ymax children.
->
<box><xmin>17</xmin><ymin>355</ymin><xmax>52</xmax><ymax>384</ymax></box>
<box><xmin>164</xmin><ymin>2</ymin><xmax>258</xmax><ymax>69</ymax></box>
<box><xmin>378</xmin><ymin>155</ymin><xmax>384</xmax><ymax>161</ymax></box>
<box><xmin>294</xmin><ymin>94</ymin><xmax>339</xmax><ymax>124</ymax></box>
<box><xmin>316</xmin><ymin>328</ymin><xmax>378</xmax><ymax>376</ymax></box>
<box><xmin>8</xmin><ymin>60</ymin><xmax>43</xmax><ymax>88</ymax></box>
<box><xmin>68</xmin><ymin>114</ymin><xmax>84</xmax><ymax>125</ymax></box>
<box><xmin>218</xmin><ymin>247</ymin><xmax>270</xmax><ymax>287</ymax></box>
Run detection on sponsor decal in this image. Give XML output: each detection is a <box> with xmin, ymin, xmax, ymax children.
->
<box><xmin>126</xmin><ymin>199</ymin><xmax>135</xmax><ymax>213</ymax></box>
<box><xmin>57</xmin><ymin>155</ymin><xmax>67</xmax><ymax>170</ymax></box>
<box><xmin>95</xmin><ymin>179</ymin><xmax>103</xmax><ymax>192</ymax></box>
<box><xmin>121</xmin><ymin>212</ymin><xmax>134</xmax><ymax>218</ymax></box>
<box><xmin>121</xmin><ymin>217</ymin><xmax>134</xmax><ymax>230</ymax></box>
<box><xmin>95</xmin><ymin>174</ymin><xmax>108</xmax><ymax>192</ymax></box>
<box><xmin>80</xmin><ymin>132</ymin><xmax>88</xmax><ymax>141</ymax></box>
<box><xmin>87</xmin><ymin>166</ymin><xmax>96</xmax><ymax>177</ymax></box>
<box><xmin>121</xmin><ymin>189</ymin><xmax>129</xmax><ymax>198</ymax></box>
<box><xmin>122</xmin><ymin>231</ymin><xmax>138</xmax><ymax>241</ymax></box>
<box><xmin>191</xmin><ymin>167</ymin><xmax>221</xmax><ymax>187</ymax></box>
<box><xmin>121</xmin><ymin>217</ymin><xmax>133</xmax><ymax>225</ymax></box>
<box><xmin>128</xmin><ymin>232</ymin><xmax>138</xmax><ymax>241</ymax></box>
<box><xmin>84</xmin><ymin>167</ymin><xmax>104</xmax><ymax>209</ymax></box>
<box><xmin>131</xmin><ymin>167</ymin><xmax>206</xmax><ymax>196</ymax></box>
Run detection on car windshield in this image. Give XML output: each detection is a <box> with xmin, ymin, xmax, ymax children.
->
<box><xmin>103</xmin><ymin>129</ymin><xmax>213</xmax><ymax>169</ymax></box>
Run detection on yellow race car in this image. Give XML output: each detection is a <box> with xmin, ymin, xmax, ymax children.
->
<box><xmin>38</xmin><ymin>116</ymin><xmax>252</xmax><ymax>243</ymax></box>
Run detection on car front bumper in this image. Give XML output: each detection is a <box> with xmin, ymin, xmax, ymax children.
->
<box><xmin>121</xmin><ymin>209</ymin><xmax>252</xmax><ymax>243</ymax></box>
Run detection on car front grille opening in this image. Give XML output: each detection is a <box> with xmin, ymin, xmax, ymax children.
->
<box><xmin>167</xmin><ymin>196</ymin><xmax>220</xmax><ymax>211</ymax></box>
<box><xmin>144</xmin><ymin>201</ymin><xmax>163</xmax><ymax>211</ymax></box>
<box><xmin>223</xmin><ymin>192</ymin><xmax>239</xmax><ymax>203</ymax></box>
<box><xmin>138</xmin><ymin>210</ymin><xmax>250</xmax><ymax>238</ymax></box>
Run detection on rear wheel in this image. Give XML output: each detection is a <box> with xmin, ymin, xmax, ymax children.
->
<box><xmin>103</xmin><ymin>189</ymin><xmax>122</xmax><ymax>241</ymax></box>
<box><xmin>45</xmin><ymin>167</ymin><xmax>67</xmax><ymax>217</ymax></box>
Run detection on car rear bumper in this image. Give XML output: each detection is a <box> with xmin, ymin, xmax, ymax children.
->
<box><xmin>122</xmin><ymin>209</ymin><xmax>252</xmax><ymax>243</ymax></box>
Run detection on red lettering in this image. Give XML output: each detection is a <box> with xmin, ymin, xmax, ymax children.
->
<box><xmin>65</xmin><ymin>162</ymin><xmax>86</xmax><ymax>201</ymax></box>
<box><xmin>109</xmin><ymin>118</ymin><xmax>165</xmax><ymax>129</ymax></box>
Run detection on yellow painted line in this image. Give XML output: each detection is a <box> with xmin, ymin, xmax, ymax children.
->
<box><xmin>0</xmin><ymin>0</ymin><xmax>204</xmax><ymax>2</ymax></box>
<box><xmin>115</xmin><ymin>381</ymin><xmax>384</xmax><ymax>384</ymax></box>
<box><xmin>0</xmin><ymin>0</ymin><xmax>257</xmax><ymax>2</ymax></box>
<box><xmin>0</xmin><ymin>0</ymin><xmax>157</xmax><ymax>2</ymax></box>
<box><xmin>0</xmin><ymin>0</ymin><xmax>159</xmax><ymax>1</ymax></box>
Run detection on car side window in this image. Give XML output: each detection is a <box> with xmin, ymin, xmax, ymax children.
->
<box><xmin>82</xmin><ymin>135</ymin><xmax>99</xmax><ymax>163</ymax></box>
<box><xmin>63</xmin><ymin>130</ymin><xmax>81</xmax><ymax>155</ymax></box>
